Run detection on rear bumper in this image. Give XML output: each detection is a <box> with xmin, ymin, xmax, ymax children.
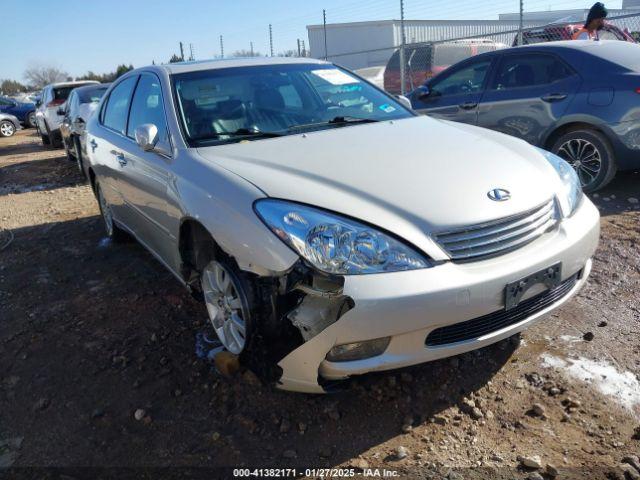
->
<box><xmin>277</xmin><ymin>198</ymin><xmax>600</xmax><ymax>393</ymax></box>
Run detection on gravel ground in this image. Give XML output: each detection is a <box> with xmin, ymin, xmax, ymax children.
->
<box><xmin>1</xmin><ymin>130</ymin><xmax>639</xmax><ymax>479</ymax></box>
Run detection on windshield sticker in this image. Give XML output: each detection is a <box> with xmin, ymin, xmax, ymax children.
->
<box><xmin>312</xmin><ymin>69</ymin><xmax>358</xmax><ymax>85</ymax></box>
<box><xmin>379</xmin><ymin>103</ymin><xmax>397</xmax><ymax>113</ymax></box>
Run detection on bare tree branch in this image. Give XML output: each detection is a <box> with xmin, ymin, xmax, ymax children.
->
<box><xmin>23</xmin><ymin>64</ymin><xmax>70</xmax><ymax>89</ymax></box>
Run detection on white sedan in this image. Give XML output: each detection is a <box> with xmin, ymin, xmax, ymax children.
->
<box><xmin>85</xmin><ymin>57</ymin><xmax>600</xmax><ymax>393</ymax></box>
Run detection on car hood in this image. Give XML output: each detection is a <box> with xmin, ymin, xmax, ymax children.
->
<box><xmin>197</xmin><ymin>116</ymin><xmax>561</xmax><ymax>253</ymax></box>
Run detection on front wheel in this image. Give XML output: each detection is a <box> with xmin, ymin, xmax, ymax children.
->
<box><xmin>0</xmin><ymin>120</ymin><xmax>16</xmax><ymax>137</ymax></box>
<box><xmin>96</xmin><ymin>183</ymin><xmax>129</xmax><ymax>242</ymax></box>
<box><xmin>551</xmin><ymin>129</ymin><xmax>616</xmax><ymax>193</ymax></box>
<box><xmin>200</xmin><ymin>259</ymin><xmax>254</xmax><ymax>355</ymax></box>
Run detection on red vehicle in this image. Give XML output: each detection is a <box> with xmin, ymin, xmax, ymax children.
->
<box><xmin>383</xmin><ymin>40</ymin><xmax>506</xmax><ymax>95</ymax></box>
<box><xmin>514</xmin><ymin>22</ymin><xmax>636</xmax><ymax>46</ymax></box>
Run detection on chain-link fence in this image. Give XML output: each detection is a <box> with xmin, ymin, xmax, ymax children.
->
<box><xmin>322</xmin><ymin>12</ymin><xmax>640</xmax><ymax>95</ymax></box>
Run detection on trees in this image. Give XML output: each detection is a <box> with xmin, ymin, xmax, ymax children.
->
<box><xmin>23</xmin><ymin>64</ymin><xmax>70</xmax><ymax>89</ymax></box>
<box><xmin>232</xmin><ymin>49</ymin><xmax>262</xmax><ymax>58</ymax></box>
<box><xmin>0</xmin><ymin>79</ymin><xmax>28</xmax><ymax>95</ymax></box>
<box><xmin>76</xmin><ymin>64</ymin><xmax>134</xmax><ymax>83</ymax></box>
<box><xmin>169</xmin><ymin>54</ymin><xmax>183</xmax><ymax>63</ymax></box>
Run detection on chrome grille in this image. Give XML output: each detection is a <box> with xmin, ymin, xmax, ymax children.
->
<box><xmin>435</xmin><ymin>199</ymin><xmax>558</xmax><ymax>261</ymax></box>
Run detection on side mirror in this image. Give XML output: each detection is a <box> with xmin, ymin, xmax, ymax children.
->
<box><xmin>134</xmin><ymin>124</ymin><xmax>159</xmax><ymax>152</ymax></box>
<box><xmin>57</xmin><ymin>107</ymin><xmax>65</xmax><ymax>116</ymax></box>
<box><xmin>417</xmin><ymin>85</ymin><xmax>431</xmax><ymax>100</ymax></box>
<box><xmin>395</xmin><ymin>95</ymin><xmax>413</xmax><ymax>110</ymax></box>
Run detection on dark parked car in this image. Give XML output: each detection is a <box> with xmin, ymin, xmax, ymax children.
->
<box><xmin>513</xmin><ymin>22</ymin><xmax>635</xmax><ymax>46</ymax></box>
<box><xmin>59</xmin><ymin>83</ymin><xmax>109</xmax><ymax>176</ymax></box>
<box><xmin>409</xmin><ymin>40</ymin><xmax>640</xmax><ymax>192</ymax></box>
<box><xmin>0</xmin><ymin>96</ymin><xmax>36</xmax><ymax>128</ymax></box>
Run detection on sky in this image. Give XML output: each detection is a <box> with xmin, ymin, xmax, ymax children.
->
<box><xmin>1</xmin><ymin>0</ymin><xmax>624</xmax><ymax>82</ymax></box>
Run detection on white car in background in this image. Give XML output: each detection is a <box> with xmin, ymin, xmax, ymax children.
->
<box><xmin>35</xmin><ymin>80</ymin><xmax>99</xmax><ymax>147</ymax></box>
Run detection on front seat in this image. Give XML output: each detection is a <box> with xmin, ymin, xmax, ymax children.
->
<box><xmin>253</xmin><ymin>88</ymin><xmax>290</xmax><ymax>131</ymax></box>
<box><xmin>212</xmin><ymin>99</ymin><xmax>251</xmax><ymax>134</ymax></box>
<box><xmin>513</xmin><ymin>64</ymin><xmax>535</xmax><ymax>87</ymax></box>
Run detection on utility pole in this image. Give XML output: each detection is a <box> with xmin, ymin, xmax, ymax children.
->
<box><xmin>220</xmin><ymin>35</ymin><xmax>224</xmax><ymax>58</ymax></box>
<box><xmin>250</xmin><ymin>41</ymin><xmax>254</xmax><ymax>56</ymax></box>
<box><xmin>399</xmin><ymin>0</ymin><xmax>407</xmax><ymax>95</ymax></box>
<box><xmin>269</xmin><ymin>24</ymin><xmax>274</xmax><ymax>56</ymax></box>
<box><xmin>189</xmin><ymin>43</ymin><xmax>194</xmax><ymax>61</ymax></box>
<box><xmin>301</xmin><ymin>40</ymin><xmax>306</xmax><ymax>57</ymax></box>
<box><xmin>518</xmin><ymin>0</ymin><xmax>524</xmax><ymax>45</ymax></box>
<box><xmin>179</xmin><ymin>41</ymin><xmax>185</xmax><ymax>61</ymax></box>
<box><xmin>297</xmin><ymin>39</ymin><xmax>301</xmax><ymax>57</ymax></box>
<box><xmin>323</xmin><ymin>9</ymin><xmax>328</xmax><ymax>60</ymax></box>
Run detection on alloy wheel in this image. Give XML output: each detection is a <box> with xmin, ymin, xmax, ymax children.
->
<box><xmin>557</xmin><ymin>138</ymin><xmax>602</xmax><ymax>189</ymax></box>
<box><xmin>0</xmin><ymin>121</ymin><xmax>15</xmax><ymax>137</ymax></box>
<box><xmin>201</xmin><ymin>261</ymin><xmax>247</xmax><ymax>355</ymax></box>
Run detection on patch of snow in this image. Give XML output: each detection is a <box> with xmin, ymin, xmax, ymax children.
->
<box><xmin>558</xmin><ymin>335</ymin><xmax>582</xmax><ymax>344</ymax></box>
<box><xmin>541</xmin><ymin>353</ymin><xmax>640</xmax><ymax>415</ymax></box>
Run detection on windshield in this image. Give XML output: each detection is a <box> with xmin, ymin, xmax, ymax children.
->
<box><xmin>78</xmin><ymin>86</ymin><xmax>108</xmax><ymax>104</ymax></box>
<box><xmin>173</xmin><ymin>63</ymin><xmax>412</xmax><ymax>145</ymax></box>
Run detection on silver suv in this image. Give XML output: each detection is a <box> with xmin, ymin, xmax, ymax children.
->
<box><xmin>35</xmin><ymin>80</ymin><xmax>99</xmax><ymax>147</ymax></box>
<box><xmin>85</xmin><ymin>58</ymin><xmax>599</xmax><ymax>393</ymax></box>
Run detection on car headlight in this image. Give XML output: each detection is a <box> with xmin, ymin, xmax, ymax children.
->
<box><xmin>254</xmin><ymin>199</ymin><xmax>430</xmax><ymax>275</ymax></box>
<box><xmin>537</xmin><ymin>148</ymin><xmax>583</xmax><ymax>216</ymax></box>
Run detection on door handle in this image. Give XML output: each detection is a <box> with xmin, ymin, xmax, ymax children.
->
<box><xmin>541</xmin><ymin>93</ymin><xmax>567</xmax><ymax>102</ymax></box>
<box><xmin>458</xmin><ymin>102</ymin><xmax>478</xmax><ymax>110</ymax></box>
<box><xmin>90</xmin><ymin>139</ymin><xmax>98</xmax><ymax>152</ymax></box>
<box><xmin>110</xmin><ymin>150</ymin><xmax>127</xmax><ymax>167</ymax></box>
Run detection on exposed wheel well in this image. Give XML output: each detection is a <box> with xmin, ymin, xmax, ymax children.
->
<box><xmin>544</xmin><ymin>122</ymin><xmax>608</xmax><ymax>151</ymax></box>
<box><xmin>178</xmin><ymin>219</ymin><xmax>220</xmax><ymax>286</ymax></box>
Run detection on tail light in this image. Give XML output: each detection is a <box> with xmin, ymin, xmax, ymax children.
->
<box><xmin>635</xmin><ymin>88</ymin><xmax>640</xmax><ymax>94</ymax></box>
<box><xmin>46</xmin><ymin>99</ymin><xmax>65</xmax><ymax>108</ymax></box>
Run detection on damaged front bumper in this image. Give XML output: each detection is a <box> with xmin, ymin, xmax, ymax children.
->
<box><xmin>276</xmin><ymin>199</ymin><xmax>600</xmax><ymax>393</ymax></box>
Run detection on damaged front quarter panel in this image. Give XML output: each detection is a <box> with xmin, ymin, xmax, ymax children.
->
<box><xmin>274</xmin><ymin>269</ymin><xmax>355</xmax><ymax>393</ymax></box>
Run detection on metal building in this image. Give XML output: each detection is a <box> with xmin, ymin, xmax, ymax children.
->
<box><xmin>306</xmin><ymin>19</ymin><xmax>544</xmax><ymax>70</ymax></box>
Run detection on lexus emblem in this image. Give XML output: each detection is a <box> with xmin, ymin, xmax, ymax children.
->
<box><xmin>487</xmin><ymin>188</ymin><xmax>511</xmax><ymax>202</ymax></box>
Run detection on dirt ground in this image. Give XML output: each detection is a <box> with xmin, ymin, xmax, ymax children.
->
<box><xmin>1</xmin><ymin>129</ymin><xmax>639</xmax><ymax>480</ymax></box>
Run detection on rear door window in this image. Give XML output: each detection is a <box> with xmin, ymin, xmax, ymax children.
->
<box><xmin>490</xmin><ymin>54</ymin><xmax>573</xmax><ymax>90</ymax></box>
<box><xmin>53</xmin><ymin>87</ymin><xmax>75</xmax><ymax>101</ymax></box>
<box><xmin>101</xmin><ymin>76</ymin><xmax>138</xmax><ymax>134</ymax></box>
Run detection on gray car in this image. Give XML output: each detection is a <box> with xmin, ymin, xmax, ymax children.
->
<box><xmin>410</xmin><ymin>40</ymin><xmax>640</xmax><ymax>192</ymax></box>
<box><xmin>0</xmin><ymin>113</ymin><xmax>21</xmax><ymax>138</ymax></box>
<box><xmin>85</xmin><ymin>58</ymin><xmax>598</xmax><ymax>393</ymax></box>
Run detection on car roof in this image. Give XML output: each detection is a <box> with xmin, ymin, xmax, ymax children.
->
<box><xmin>494</xmin><ymin>39</ymin><xmax>639</xmax><ymax>56</ymax></box>
<box><xmin>152</xmin><ymin>56</ymin><xmax>329</xmax><ymax>75</ymax></box>
<box><xmin>47</xmin><ymin>80</ymin><xmax>100</xmax><ymax>88</ymax></box>
<box><xmin>72</xmin><ymin>83</ymin><xmax>111</xmax><ymax>93</ymax></box>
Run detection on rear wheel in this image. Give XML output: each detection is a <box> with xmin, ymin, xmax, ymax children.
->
<box><xmin>551</xmin><ymin>129</ymin><xmax>616</xmax><ymax>193</ymax></box>
<box><xmin>26</xmin><ymin>111</ymin><xmax>36</xmax><ymax>128</ymax></box>
<box><xmin>0</xmin><ymin>120</ymin><xmax>16</xmax><ymax>137</ymax></box>
<box><xmin>96</xmin><ymin>182</ymin><xmax>129</xmax><ymax>242</ymax></box>
<box><xmin>74</xmin><ymin>137</ymin><xmax>86</xmax><ymax>179</ymax></box>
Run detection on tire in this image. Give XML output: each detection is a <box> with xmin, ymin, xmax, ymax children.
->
<box><xmin>64</xmin><ymin>135</ymin><xmax>76</xmax><ymax>162</ymax></box>
<box><xmin>74</xmin><ymin>137</ymin><xmax>87</xmax><ymax>179</ymax></box>
<box><xmin>96</xmin><ymin>183</ymin><xmax>129</xmax><ymax>243</ymax></box>
<box><xmin>200</xmin><ymin>256</ymin><xmax>255</xmax><ymax>356</ymax></box>
<box><xmin>26</xmin><ymin>111</ymin><xmax>36</xmax><ymax>128</ymax></box>
<box><xmin>40</xmin><ymin>132</ymin><xmax>51</xmax><ymax>145</ymax></box>
<box><xmin>0</xmin><ymin>120</ymin><xmax>16</xmax><ymax>138</ymax></box>
<box><xmin>551</xmin><ymin>128</ymin><xmax>617</xmax><ymax>193</ymax></box>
